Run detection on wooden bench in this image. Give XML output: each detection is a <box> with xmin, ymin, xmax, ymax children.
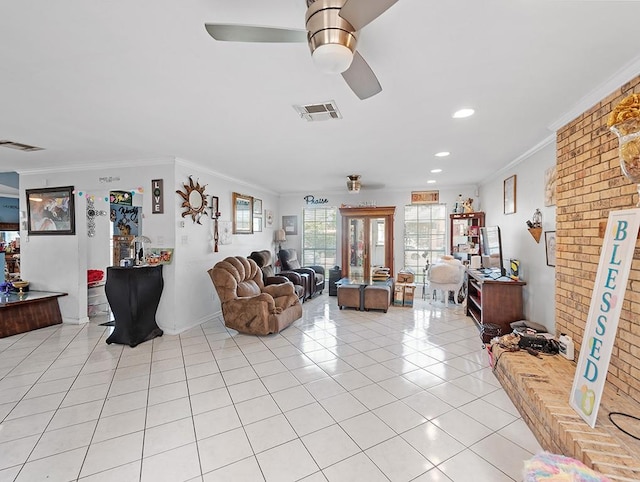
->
<box><xmin>491</xmin><ymin>346</ymin><xmax>640</xmax><ymax>481</ymax></box>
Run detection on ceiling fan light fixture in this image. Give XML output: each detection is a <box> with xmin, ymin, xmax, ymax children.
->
<box><xmin>346</xmin><ymin>174</ymin><xmax>361</xmax><ymax>193</ymax></box>
<box><xmin>312</xmin><ymin>43</ymin><xmax>354</xmax><ymax>74</ymax></box>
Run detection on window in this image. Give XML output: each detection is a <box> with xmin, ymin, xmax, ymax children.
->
<box><xmin>302</xmin><ymin>207</ymin><xmax>337</xmax><ymax>274</ymax></box>
<box><xmin>404</xmin><ymin>204</ymin><xmax>447</xmax><ymax>284</ymax></box>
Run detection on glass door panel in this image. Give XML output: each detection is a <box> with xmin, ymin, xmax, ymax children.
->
<box><xmin>348</xmin><ymin>218</ymin><xmax>365</xmax><ymax>279</ymax></box>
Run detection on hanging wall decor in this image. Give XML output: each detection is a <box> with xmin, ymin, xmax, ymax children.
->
<box><xmin>176</xmin><ymin>176</ymin><xmax>208</xmax><ymax>224</ymax></box>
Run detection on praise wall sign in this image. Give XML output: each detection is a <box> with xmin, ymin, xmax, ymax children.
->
<box><xmin>152</xmin><ymin>179</ymin><xmax>164</xmax><ymax>214</ymax></box>
<box><xmin>304</xmin><ymin>195</ymin><xmax>328</xmax><ymax>205</ymax></box>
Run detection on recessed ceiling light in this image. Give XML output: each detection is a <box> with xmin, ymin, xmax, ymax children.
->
<box><xmin>427</xmin><ymin>180</ymin><xmax>436</xmax><ymax>184</ymax></box>
<box><xmin>434</xmin><ymin>151</ymin><xmax>450</xmax><ymax>157</ymax></box>
<box><xmin>453</xmin><ymin>108</ymin><xmax>475</xmax><ymax>119</ymax></box>
<box><xmin>430</xmin><ymin>169</ymin><xmax>442</xmax><ymax>173</ymax></box>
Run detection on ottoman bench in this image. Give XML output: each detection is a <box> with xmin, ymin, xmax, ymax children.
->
<box><xmin>364</xmin><ymin>284</ymin><xmax>391</xmax><ymax>313</ymax></box>
<box><xmin>337</xmin><ymin>284</ymin><xmax>361</xmax><ymax>310</ymax></box>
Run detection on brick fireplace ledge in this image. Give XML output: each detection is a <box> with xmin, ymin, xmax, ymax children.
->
<box><xmin>491</xmin><ymin>346</ymin><xmax>640</xmax><ymax>481</ymax></box>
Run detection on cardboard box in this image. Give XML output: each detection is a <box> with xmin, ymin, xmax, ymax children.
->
<box><xmin>394</xmin><ymin>283</ymin><xmax>405</xmax><ymax>306</ymax></box>
<box><xmin>397</xmin><ymin>271</ymin><xmax>415</xmax><ymax>283</ymax></box>
<box><xmin>403</xmin><ymin>283</ymin><xmax>416</xmax><ymax>307</ymax></box>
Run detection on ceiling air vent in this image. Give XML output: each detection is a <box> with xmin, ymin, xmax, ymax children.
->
<box><xmin>293</xmin><ymin>100</ymin><xmax>342</xmax><ymax>122</ymax></box>
<box><xmin>0</xmin><ymin>140</ymin><xmax>44</xmax><ymax>152</ymax></box>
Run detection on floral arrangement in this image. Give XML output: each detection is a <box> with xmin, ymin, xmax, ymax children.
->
<box><xmin>607</xmin><ymin>93</ymin><xmax>640</xmax><ymax>127</ymax></box>
<box><xmin>0</xmin><ymin>281</ymin><xmax>12</xmax><ymax>293</ymax></box>
<box><xmin>609</xmin><ymin>93</ymin><xmax>640</xmax><ymax>188</ymax></box>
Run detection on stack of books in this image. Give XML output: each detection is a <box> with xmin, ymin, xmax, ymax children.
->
<box><xmin>372</xmin><ymin>267</ymin><xmax>391</xmax><ymax>281</ymax></box>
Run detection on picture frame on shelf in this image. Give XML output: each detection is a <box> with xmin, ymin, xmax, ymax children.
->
<box><xmin>26</xmin><ymin>185</ymin><xmax>76</xmax><ymax>235</ymax></box>
<box><xmin>504</xmin><ymin>175</ymin><xmax>516</xmax><ymax>215</ymax></box>
<box><xmin>545</xmin><ymin>231</ymin><xmax>556</xmax><ymax>267</ymax></box>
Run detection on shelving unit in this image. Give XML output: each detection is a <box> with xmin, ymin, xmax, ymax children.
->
<box><xmin>450</xmin><ymin>212</ymin><xmax>485</xmax><ymax>260</ymax></box>
<box><xmin>88</xmin><ymin>282</ymin><xmax>109</xmax><ymax>317</ymax></box>
<box><xmin>467</xmin><ymin>270</ymin><xmax>526</xmax><ymax>335</ymax></box>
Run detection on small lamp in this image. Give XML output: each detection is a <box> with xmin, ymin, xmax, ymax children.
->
<box><xmin>274</xmin><ymin>229</ymin><xmax>286</xmax><ymax>251</ymax></box>
<box><xmin>130</xmin><ymin>235</ymin><xmax>152</xmax><ymax>266</ymax></box>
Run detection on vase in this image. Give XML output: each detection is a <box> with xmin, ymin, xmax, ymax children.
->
<box><xmin>610</xmin><ymin>117</ymin><xmax>640</xmax><ymax>207</ymax></box>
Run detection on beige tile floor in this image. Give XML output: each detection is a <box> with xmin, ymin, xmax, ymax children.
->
<box><xmin>0</xmin><ymin>292</ymin><xmax>542</xmax><ymax>481</ymax></box>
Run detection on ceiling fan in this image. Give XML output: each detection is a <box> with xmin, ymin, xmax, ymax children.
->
<box><xmin>346</xmin><ymin>174</ymin><xmax>384</xmax><ymax>193</ymax></box>
<box><xmin>204</xmin><ymin>0</ymin><xmax>399</xmax><ymax>100</ymax></box>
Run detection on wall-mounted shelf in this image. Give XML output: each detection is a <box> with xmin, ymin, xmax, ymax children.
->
<box><xmin>528</xmin><ymin>227</ymin><xmax>542</xmax><ymax>243</ymax></box>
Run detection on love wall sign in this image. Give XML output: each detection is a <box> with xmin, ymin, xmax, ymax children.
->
<box><xmin>152</xmin><ymin>179</ymin><xmax>163</xmax><ymax>214</ymax></box>
<box><xmin>570</xmin><ymin>208</ymin><xmax>640</xmax><ymax>427</ymax></box>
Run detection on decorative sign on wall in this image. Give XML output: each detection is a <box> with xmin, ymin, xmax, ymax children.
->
<box><xmin>304</xmin><ymin>195</ymin><xmax>329</xmax><ymax>205</ymax></box>
<box><xmin>152</xmin><ymin>179</ymin><xmax>164</xmax><ymax>214</ymax></box>
<box><xmin>411</xmin><ymin>191</ymin><xmax>439</xmax><ymax>204</ymax></box>
<box><xmin>570</xmin><ymin>208</ymin><xmax>640</xmax><ymax>427</ymax></box>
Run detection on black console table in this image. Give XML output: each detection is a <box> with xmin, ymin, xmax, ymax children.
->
<box><xmin>105</xmin><ymin>265</ymin><xmax>164</xmax><ymax>347</ymax></box>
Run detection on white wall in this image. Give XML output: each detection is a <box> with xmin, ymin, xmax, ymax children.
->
<box><xmin>478</xmin><ymin>141</ymin><xmax>557</xmax><ymax>331</ymax></box>
<box><xmin>20</xmin><ymin>159</ymin><xmax>281</xmax><ymax>334</ymax></box>
<box><xmin>279</xmin><ymin>185</ymin><xmax>479</xmax><ymax>275</ymax></box>
<box><xmin>172</xmin><ymin>160</ymin><xmax>282</xmax><ymax>334</ymax></box>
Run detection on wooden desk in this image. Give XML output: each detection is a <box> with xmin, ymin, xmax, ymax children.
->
<box><xmin>0</xmin><ymin>290</ymin><xmax>67</xmax><ymax>338</ymax></box>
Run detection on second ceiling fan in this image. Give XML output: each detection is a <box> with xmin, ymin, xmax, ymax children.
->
<box><xmin>205</xmin><ymin>0</ymin><xmax>399</xmax><ymax>100</ymax></box>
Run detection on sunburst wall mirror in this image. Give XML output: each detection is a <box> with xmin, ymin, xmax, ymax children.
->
<box><xmin>176</xmin><ymin>176</ymin><xmax>208</xmax><ymax>224</ymax></box>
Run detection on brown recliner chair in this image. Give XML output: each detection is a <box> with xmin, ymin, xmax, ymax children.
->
<box><xmin>208</xmin><ymin>256</ymin><xmax>302</xmax><ymax>335</ymax></box>
<box><xmin>248</xmin><ymin>250</ymin><xmax>306</xmax><ymax>302</ymax></box>
<box><xmin>278</xmin><ymin>249</ymin><xmax>325</xmax><ymax>298</ymax></box>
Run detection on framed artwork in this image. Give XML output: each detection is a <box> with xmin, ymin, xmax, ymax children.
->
<box><xmin>210</xmin><ymin>195</ymin><xmax>220</xmax><ymax>218</ymax></box>
<box><xmin>545</xmin><ymin>231</ymin><xmax>556</xmax><ymax>267</ymax></box>
<box><xmin>544</xmin><ymin>166</ymin><xmax>557</xmax><ymax>207</ymax></box>
<box><xmin>219</xmin><ymin>221</ymin><xmax>232</xmax><ymax>245</ymax></box>
<box><xmin>265</xmin><ymin>209</ymin><xmax>273</xmax><ymax>227</ymax></box>
<box><xmin>504</xmin><ymin>175</ymin><xmax>516</xmax><ymax>215</ymax></box>
<box><xmin>253</xmin><ymin>198</ymin><xmax>262</xmax><ymax>215</ymax></box>
<box><xmin>283</xmin><ymin>215</ymin><xmax>298</xmax><ymax>235</ymax></box>
<box><xmin>26</xmin><ymin>186</ymin><xmax>76</xmax><ymax>235</ymax></box>
<box><xmin>253</xmin><ymin>216</ymin><xmax>263</xmax><ymax>232</ymax></box>
<box><xmin>232</xmin><ymin>192</ymin><xmax>253</xmax><ymax>234</ymax></box>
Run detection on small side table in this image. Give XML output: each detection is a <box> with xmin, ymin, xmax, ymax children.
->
<box><xmin>105</xmin><ymin>265</ymin><xmax>164</xmax><ymax>347</ymax></box>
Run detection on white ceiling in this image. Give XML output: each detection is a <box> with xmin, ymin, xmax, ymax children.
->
<box><xmin>1</xmin><ymin>0</ymin><xmax>639</xmax><ymax>195</ymax></box>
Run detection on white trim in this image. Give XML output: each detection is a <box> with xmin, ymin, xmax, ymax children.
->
<box><xmin>175</xmin><ymin>158</ymin><xmax>279</xmax><ymax>196</ymax></box>
<box><xmin>160</xmin><ymin>312</ymin><xmax>221</xmax><ymax>335</ymax></box>
<box><xmin>16</xmin><ymin>157</ymin><xmax>175</xmax><ymax>175</ymax></box>
<box><xmin>548</xmin><ymin>54</ymin><xmax>640</xmax><ymax>132</ymax></box>
<box><xmin>479</xmin><ymin>134</ymin><xmax>556</xmax><ymax>186</ymax></box>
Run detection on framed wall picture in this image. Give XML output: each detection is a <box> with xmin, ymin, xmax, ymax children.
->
<box><xmin>545</xmin><ymin>231</ymin><xmax>556</xmax><ymax>267</ymax></box>
<box><xmin>253</xmin><ymin>216</ymin><xmax>263</xmax><ymax>232</ymax></box>
<box><xmin>283</xmin><ymin>215</ymin><xmax>298</xmax><ymax>235</ymax></box>
<box><xmin>210</xmin><ymin>195</ymin><xmax>219</xmax><ymax>218</ymax></box>
<box><xmin>232</xmin><ymin>192</ymin><xmax>253</xmax><ymax>234</ymax></box>
<box><xmin>26</xmin><ymin>186</ymin><xmax>76</xmax><ymax>235</ymax></box>
<box><xmin>544</xmin><ymin>166</ymin><xmax>557</xmax><ymax>207</ymax></box>
<box><xmin>253</xmin><ymin>198</ymin><xmax>262</xmax><ymax>215</ymax></box>
<box><xmin>265</xmin><ymin>209</ymin><xmax>273</xmax><ymax>227</ymax></box>
<box><xmin>504</xmin><ymin>175</ymin><xmax>516</xmax><ymax>215</ymax></box>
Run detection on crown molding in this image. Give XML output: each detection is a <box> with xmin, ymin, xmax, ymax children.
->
<box><xmin>16</xmin><ymin>157</ymin><xmax>175</xmax><ymax>175</ymax></box>
<box><xmin>548</xmin><ymin>54</ymin><xmax>640</xmax><ymax>132</ymax></box>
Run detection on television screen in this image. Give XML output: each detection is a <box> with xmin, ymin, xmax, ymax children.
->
<box><xmin>480</xmin><ymin>226</ymin><xmax>505</xmax><ymax>275</ymax></box>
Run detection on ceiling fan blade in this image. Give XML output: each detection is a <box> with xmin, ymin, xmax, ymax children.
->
<box><xmin>341</xmin><ymin>51</ymin><xmax>382</xmax><ymax>100</ymax></box>
<box><xmin>204</xmin><ymin>24</ymin><xmax>307</xmax><ymax>43</ymax></box>
<box><xmin>339</xmin><ymin>0</ymin><xmax>399</xmax><ymax>31</ymax></box>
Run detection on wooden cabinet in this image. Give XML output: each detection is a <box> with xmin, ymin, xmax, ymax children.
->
<box><xmin>466</xmin><ymin>270</ymin><xmax>526</xmax><ymax>335</ymax></box>
<box><xmin>339</xmin><ymin>206</ymin><xmax>395</xmax><ymax>280</ymax></box>
<box><xmin>450</xmin><ymin>212</ymin><xmax>484</xmax><ymax>260</ymax></box>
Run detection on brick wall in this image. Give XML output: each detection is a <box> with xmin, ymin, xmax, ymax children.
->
<box><xmin>556</xmin><ymin>75</ymin><xmax>640</xmax><ymax>402</ymax></box>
